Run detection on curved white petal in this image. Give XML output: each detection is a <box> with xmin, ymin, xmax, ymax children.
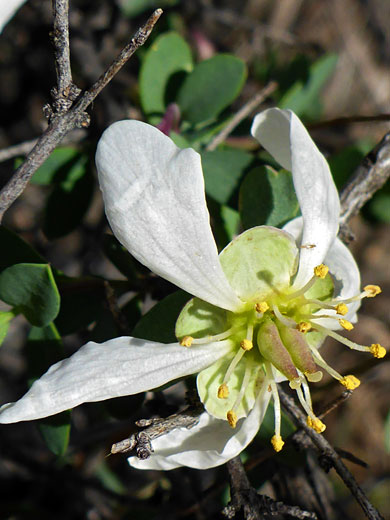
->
<box><xmin>0</xmin><ymin>0</ymin><xmax>26</xmax><ymax>33</ymax></box>
<box><xmin>96</xmin><ymin>121</ymin><xmax>241</xmax><ymax>312</ymax></box>
<box><xmin>252</xmin><ymin>109</ymin><xmax>340</xmax><ymax>288</ymax></box>
<box><xmin>0</xmin><ymin>337</ymin><xmax>232</xmax><ymax>424</ymax></box>
<box><xmin>129</xmin><ymin>387</ymin><xmax>270</xmax><ymax>470</ymax></box>
<box><xmin>285</xmin><ymin>218</ymin><xmax>361</xmax><ymax>329</ymax></box>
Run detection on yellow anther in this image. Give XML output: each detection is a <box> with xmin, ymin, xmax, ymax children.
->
<box><xmin>369</xmin><ymin>344</ymin><xmax>386</xmax><ymax>359</ymax></box>
<box><xmin>180</xmin><ymin>336</ymin><xmax>193</xmax><ymax>347</ymax></box>
<box><xmin>364</xmin><ymin>285</ymin><xmax>382</xmax><ymax>297</ymax></box>
<box><xmin>227</xmin><ymin>410</ymin><xmax>237</xmax><ymax>428</ymax></box>
<box><xmin>335</xmin><ymin>303</ymin><xmax>348</xmax><ymax>316</ymax></box>
<box><xmin>297</xmin><ymin>321</ymin><xmax>312</xmax><ymax>333</ymax></box>
<box><xmin>255</xmin><ymin>301</ymin><xmax>269</xmax><ymax>313</ymax></box>
<box><xmin>314</xmin><ymin>264</ymin><xmax>329</xmax><ymax>279</ymax></box>
<box><xmin>340</xmin><ymin>374</ymin><xmax>360</xmax><ymax>390</ymax></box>
<box><xmin>271</xmin><ymin>435</ymin><xmax>285</xmax><ymax>452</ymax></box>
<box><xmin>217</xmin><ymin>383</ymin><xmax>229</xmax><ymax>399</ymax></box>
<box><xmin>240</xmin><ymin>339</ymin><xmax>253</xmax><ymax>351</ymax></box>
<box><xmin>339</xmin><ymin>319</ymin><xmax>354</xmax><ymax>331</ymax></box>
<box><xmin>307</xmin><ymin>416</ymin><xmax>326</xmax><ymax>433</ymax></box>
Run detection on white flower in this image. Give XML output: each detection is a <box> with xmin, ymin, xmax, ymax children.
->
<box><xmin>0</xmin><ymin>109</ymin><xmax>385</xmax><ymax>470</ymax></box>
<box><xmin>0</xmin><ymin>0</ymin><xmax>27</xmax><ymax>34</ymax></box>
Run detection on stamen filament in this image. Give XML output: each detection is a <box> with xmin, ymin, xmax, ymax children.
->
<box><xmin>273</xmin><ymin>304</ymin><xmax>296</xmax><ymax>327</ymax></box>
<box><xmin>284</xmin><ymin>277</ymin><xmax>317</xmax><ymax>301</ymax></box>
<box><xmin>296</xmin><ymin>385</ymin><xmax>316</xmax><ymax>421</ymax></box>
<box><xmin>311</xmin><ymin>323</ymin><xmax>374</xmax><ymax>353</ymax></box>
<box><xmin>189</xmin><ymin>326</ymin><xmax>237</xmax><ymax>345</ymax></box>
<box><xmin>309</xmin><ymin>346</ymin><xmax>345</xmax><ymax>381</ymax></box>
<box><xmin>223</xmin><ymin>349</ymin><xmax>246</xmax><ymax>385</ymax></box>
<box><xmin>231</xmin><ymin>362</ymin><xmax>252</xmax><ymax>411</ymax></box>
<box><xmin>301</xmin><ymin>375</ymin><xmax>313</xmax><ymax>409</ymax></box>
<box><xmin>266</xmin><ymin>364</ymin><xmax>284</xmax><ymax>452</ymax></box>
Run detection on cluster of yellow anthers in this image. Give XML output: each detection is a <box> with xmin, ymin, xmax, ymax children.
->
<box><xmin>180</xmin><ymin>264</ymin><xmax>386</xmax><ymax>453</ymax></box>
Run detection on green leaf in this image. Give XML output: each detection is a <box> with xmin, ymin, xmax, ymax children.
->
<box><xmin>201</xmin><ymin>148</ymin><xmax>253</xmax><ymax>204</ymax></box>
<box><xmin>280</xmin><ymin>54</ymin><xmax>338</xmax><ymax>119</ymax></box>
<box><xmin>221</xmin><ymin>205</ymin><xmax>241</xmax><ymax>242</ymax></box>
<box><xmin>31</xmin><ymin>147</ymin><xmax>80</xmax><ymax>185</ymax></box>
<box><xmin>328</xmin><ymin>140</ymin><xmax>373</xmax><ymax>188</ymax></box>
<box><xmin>27</xmin><ymin>324</ymin><xmax>70</xmax><ymax>456</ymax></box>
<box><xmin>0</xmin><ymin>226</ymin><xmax>45</xmax><ymax>273</ymax></box>
<box><xmin>240</xmin><ymin>166</ymin><xmax>300</xmax><ymax>230</ymax></box>
<box><xmin>132</xmin><ymin>290</ymin><xmax>191</xmax><ymax>342</ymax></box>
<box><xmin>0</xmin><ymin>263</ymin><xmax>60</xmax><ymax>327</ymax></box>
<box><xmin>140</xmin><ymin>32</ymin><xmax>193</xmax><ymax>120</ymax></box>
<box><xmin>0</xmin><ymin>310</ymin><xmax>16</xmax><ymax>346</ymax></box>
<box><xmin>178</xmin><ymin>54</ymin><xmax>247</xmax><ymax>124</ymax></box>
<box><xmin>43</xmin><ymin>155</ymin><xmax>94</xmax><ymax>239</ymax></box>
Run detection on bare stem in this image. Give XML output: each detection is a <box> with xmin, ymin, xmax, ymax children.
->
<box><xmin>0</xmin><ymin>8</ymin><xmax>162</xmax><ymax>223</ymax></box>
<box><xmin>52</xmin><ymin>0</ymin><xmax>72</xmax><ymax>96</ymax></box>
<box><xmin>206</xmin><ymin>81</ymin><xmax>278</xmax><ymax>151</ymax></box>
<box><xmin>339</xmin><ymin>131</ymin><xmax>390</xmax><ymax>235</ymax></box>
<box><xmin>279</xmin><ymin>388</ymin><xmax>384</xmax><ymax>520</ymax></box>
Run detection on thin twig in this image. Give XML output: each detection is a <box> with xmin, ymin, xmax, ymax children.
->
<box><xmin>308</xmin><ymin>113</ymin><xmax>390</xmax><ymax>130</ymax></box>
<box><xmin>52</xmin><ymin>0</ymin><xmax>73</xmax><ymax>97</ymax></box>
<box><xmin>339</xmin><ymin>131</ymin><xmax>390</xmax><ymax>236</ymax></box>
<box><xmin>206</xmin><ymin>81</ymin><xmax>278</xmax><ymax>151</ymax></box>
<box><xmin>317</xmin><ymin>390</ymin><xmax>352</xmax><ymax>420</ymax></box>
<box><xmin>0</xmin><ymin>8</ymin><xmax>162</xmax><ymax>223</ymax></box>
<box><xmin>111</xmin><ymin>400</ymin><xmax>203</xmax><ymax>459</ymax></box>
<box><xmin>223</xmin><ymin>456</ymin><xmax>318</xmax><ymax>520</ymax></box>
<box><xmin>279</xmin><ymin>388</ymin><xmax>384</xmax><ymax>520</ymax></box>
<box><xmin>0</xmin><ymin>139</ymin><xmax>38</xmax><ymax>162</ymax></box>
<box><xmin>0</xmin><ymin>130</ymin><xmax>87</xmax><ymax>163</ymax></box>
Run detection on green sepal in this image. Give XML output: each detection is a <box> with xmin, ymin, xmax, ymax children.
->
<box><xmin>197</xmin><ymin>354</ymin><xmax>265</xmax><ymax>420</ymax></box>
<box><xmin>219</xmin><ymin>226</ymin><xmax>299</xmax><ymax>303</ymax></box>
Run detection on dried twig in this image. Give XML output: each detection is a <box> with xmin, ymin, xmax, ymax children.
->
<box><xmin>339</xmin><ymin>131</ymin><xmax>390</xmax><ymax>240</ymax></box>
<box><xmin>279</xmin><ymin>388</ymin><xmax>384</xmax><ymax>520</ymax></box>
<box><xmin>0</xmin><ymin>7</ymin><xmax>162</xmax><ymax>223</ymax></box>
<box><xmin>223</xmin><ymin>456</ymin><xmax>318</xmax><ymax>520</ymax></box>
<box><xmin>50</xmin><ymin>0</ymin><xmax>79</xmax><ymax>116</ymax></box>
<box><xmin>206</xmin><ymin>81</ymin><xmax>278</xmax><ymax>151</ymax></box>
<box><xmin>111</xmin><ymin>403</ymin><xmax>203</xmax><ymax>459</ymax></box>
<box><xmin>0</xmin><ymin>139</ymin><xmax>38</xmax><ymax>163</ymax></box>
<box><xmin>308</xmin><ymin>113</ymin><xmax>390</xmax><ymax>130</ymax></box>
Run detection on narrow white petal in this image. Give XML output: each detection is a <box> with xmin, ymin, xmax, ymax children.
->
<box><xmin>252</xmin><ymin>109</ymin><xmax>340</xmax><ymax>287</ymax></box>
<box><xmin>0</xmin><ymin>0</ymin><xmax>26</xmax><ymax>33</ymax></box>
<box><xmin>129</xmin><ymin>388</ymin><xmax>271</xmax><ymax>470</ymax></box>
<box><xmin>0</xmin><ymin>337</ymin><xmax>232</xmax><ymax>424</ymax></box>
<box><xmin>96</xmin><ymin>121</ymin><xmax>241</xmax><ymax>312</ymax></box>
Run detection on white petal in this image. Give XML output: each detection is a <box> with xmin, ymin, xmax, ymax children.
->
<box><xmin>129</xmin><ymin>387</ymin><xmax>271</xmax><ymax>470</ymax></box>
<box><xmin>96</xmin><ymin>121</ymin><xmax>241</xmax><ymax>312</ymax></box>
<box><xmin>0</xmin><ymin>337</ymin><xmax>232</xmax><ymax>424</ymax></box>
<box><xmin>252</xmin><ymin>109</ymin><xmax>340</xmax><ymax>287</ymax></box>
<box><xmin>0</xmin><ymin>0</ymin><xmax>26</xmax><ymax>33</ymax></box>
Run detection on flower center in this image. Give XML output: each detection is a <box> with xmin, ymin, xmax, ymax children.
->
<box><xmin>177</xmin><ymin>265</ymin><xmax>386</xmax><ymax>452</ymax></box>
